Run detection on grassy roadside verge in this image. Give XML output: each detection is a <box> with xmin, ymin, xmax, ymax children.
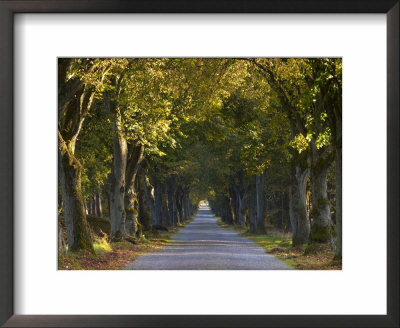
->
<box><xmin>216</xmin><ymin>218</ymin><xmax>341</xmax><ymax>270</ymax></box>
<box><xmin>58</xmin><ymin>219</ymin><xmax>192</xmax><ymax>270</ymax></box>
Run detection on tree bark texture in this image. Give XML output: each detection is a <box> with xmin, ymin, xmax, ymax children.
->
<box><xmin>95</xmin><ymin>193</ymin><xmax>102</xmax><ymax>217</ymax></box>
<box><xmin>310</xmin><ymin>143</ymin><xmax>333</xmax><ymax>243</ymax></box>
<box><xmin>109</xmin><ymin>132</ymin><xmax>128</xmax><ymax>240</ymax></box>
<box><xmin>58</xmin><ymin>76</ymin><xmax>95</xmax><ymax>253</ymax></box>
<box><xmin>137</xmin><ymin>174</ymin><xmax>152</xmax><ymax>231</ymax></box>
<box><xmin>289</xmin><ymin>165</ymin><xmax>310</xmax><ymax>246</ymax></box>
<box><xmin>58</xmin><ymin>137</ymin><xmax>94</xmax><ymax>253</ymax></box>
<box><xmin>255</xmin><ymin>173</ymin><xmax>265</xmax><ymax>233</ymax></box>
<box><xmin>335</xmin><ymin>145</ymin><xmax>342</xmax><ymax>258</ymax></box>
<box><xmin>124</xmin><ymin>143</ymin><xmax>145</xmax><ymax>235</ymax></box>
<box><xmin>124</xmin><ymin>185</ymin><xmax>137</xmax><ymax>235</ymax></box>
<box><xmin>161</xmin><ymin>183</ymin><xmax>169</xmax><ymax>227</ymax></box>
<box><xmin>167</xmin><ymin>177</ymin><xmax>176</xmax><ymax>226</ymax></box>
<box><xmin>334</xmin><ymin>110</ymin><xmax>342</xmax><ymax>258</ymax></box>
<box><xmin>91</xmin><ymin>194</ymin><xmax>96</xmax><ymax>216</ymax></box>
<box><xmin>249</xmin><ymin>186</ymin><xmax>257</xmax><ymax>232</ymax></box>
<box><xmin>221</xmin><ymin>195</ymin><xmax>234</xmax><ymax>224</ymax></box>
<box><xmin>182</xmin><ymin>192</ymin><xmax>189</xmax><ymax>221</ymax></box>
<box><xmin>249</xmin><ymin>174</ymin><xmax>266</xmax><ymax>233</ymax></box>
<box><xmin>143</xmin><ymin>175</ymin><xmax>157</xmax><ymax>227</ymax></box>
<box><xmin>153</xmin><ymin>182</ymin><xmax>163</xmax><ymax>226</ymax></box>
<box><xmin>104</xmin><ymin>79</ymin><xmax>129</xmax><ymax>241</ymax></box>
<box><xmin>230</xmin><ymin>175</ymin><xmax>247</xmax><ymax>226</ymax></box>
<box><xmin>175</xmin><ymin>186</ymin><xmax>184</xmax><ymax>224</ymax></box>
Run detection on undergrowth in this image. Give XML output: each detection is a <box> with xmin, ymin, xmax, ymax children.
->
<box><xmin>58</xmin><ymin>218</ymin><xmax>190</xmax><ymax>270</ymax></box>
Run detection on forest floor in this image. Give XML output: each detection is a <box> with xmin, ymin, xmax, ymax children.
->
<box><xmin>58</xmin><ymin>221</ymin><xmax>191</xmax><ymax>270</ymax></box>
<box><xmin>216</xmin><ymin>220</ymin><xmax>342</xmax><ymax>270</ymax></box>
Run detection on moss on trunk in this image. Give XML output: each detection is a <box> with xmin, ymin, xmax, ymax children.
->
<box><xmin>58</xmin><ymin>138</ymin><xmax>94</xmax><ymax>254</ymax></box>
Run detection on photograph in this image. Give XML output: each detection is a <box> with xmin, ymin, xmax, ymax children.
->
<box><xmin>58</xmin><ymin>57</ymin><xmax>342</xmax><ymax>270</ymax></box>
<box><xmin>1</xmin><ymin>0</ymin><xmax>397</xmax><ymax>324</ymax></box>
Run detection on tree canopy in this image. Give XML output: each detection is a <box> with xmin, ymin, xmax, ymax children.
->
<box><xmin>58</xmin><ymin>57</ymin><xmax>342</xmax><ymax>261</ymax></box>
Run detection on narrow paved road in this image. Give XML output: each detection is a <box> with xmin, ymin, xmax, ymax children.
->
<box><xmin>125</xmin><ymin>207</ymin><xmax>291</xmax><ymax>270</ymax></box>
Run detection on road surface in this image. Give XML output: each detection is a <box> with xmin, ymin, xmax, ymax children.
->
<box><xmin>125</xmin><ymin>207</ymin><xmax>291</xmax><ymax>270</ymax></box>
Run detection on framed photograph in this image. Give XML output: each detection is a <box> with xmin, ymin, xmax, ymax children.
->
<box><xmin>0</xmin><ymin>0</ymin><xmax>398</xmax><ymax>327</ymax></box>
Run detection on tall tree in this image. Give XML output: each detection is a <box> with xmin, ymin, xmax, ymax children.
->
<box><xmin>248</xmin><ymin>58</ymin><xmax>313</xmax><ymax>245</ymax></box>
<box><xmin>307</xmin><ymin>59</ymin><xmax>342</xmax><ymax>254</ymax></box>
<box><xmin>58</xmin><ymin>58</ymin><xmax>108</xmax><ymax>252</ymax></box>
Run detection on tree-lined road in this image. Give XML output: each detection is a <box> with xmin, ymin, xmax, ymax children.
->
<box><xmin>58</xmin><ymin>58</ymin><xmax>341</xmax><ymax>270</ymax></box>
<box><xmin>125</xmin><ymin>207</ymin><xmax>291</xmax><ymax>270</ymax></box>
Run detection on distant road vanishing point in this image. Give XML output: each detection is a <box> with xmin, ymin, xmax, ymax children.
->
<box><xmin>125</xmin><ymin>207</ymin><xmax>291</xmax><ymax>270</ymax></box>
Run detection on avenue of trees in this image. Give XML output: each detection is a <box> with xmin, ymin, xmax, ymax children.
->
<box><xmin>58</xmin><ymin>58</ymin><xmax>342</xmax><ymax>258</ymax></box>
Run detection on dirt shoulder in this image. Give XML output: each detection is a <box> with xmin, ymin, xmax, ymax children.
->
<box><xmin>58</xmin><ymin>224</ymin><xmax>188</xmax><ymax>270</ymax></box>
<box><xmin>216</xmin><ymin>219</ymin><xmax>342</xmax><ymax>270</ymax></box>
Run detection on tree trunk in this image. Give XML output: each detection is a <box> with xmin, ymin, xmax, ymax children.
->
<box><xmin>310</xmin><ymin>168</ymin><xmax>331</xmax><ymax>242</ymax></box>
<box><xmin>249</xmin><ymin>174</ymin><xmax>265</xmax><ymax>233</ymax></box>
<box><xmin>249</xmin><ymin>184</ymin><xmax>257</xmax><ymax>232</ymax></box>
<box><xmin>228</xmin><ymin>185</ymin><xmax>237</xmax><ymax>223</ymax></box>
<box><xmin>58</xmin><ymin>222</ymin><xmax>67</xmax><ymax>256</ymax></box>
<box><xmin>176</xmin><ymin>196</ymin><xmax>183</xmax><ymax>224</ymax></box>
<box><xmin>58</xmin><ymin>188</ymin><xmax>63</xmax><ymax>214</ymax></box>
<box><xmin>95</xmin><ymin>193</ymin><xmax>102</xmax><ymax>217</ymax></box>
<box><xmin>289</xmin><ymin>165</ymin><xmax>310</xmax><ymax>246</ymax></box>
<box><xmin>109</xmin><ymin>133</ymin><xmax>128</xmax><ymax>241</ymax></box>
<box><xmin>153</xmin><ymin>182</ymin><xmax>163</xmax><ymax>226</ymax></box>
<box><xmin>255</xmin><ymin>173</ymin><xmax>265</xmax><ymax>233</ymax></box>
<box><xmin>104</xmin><ymin>76</ymin><xmax>128</xmax><ymax>241</ymax></box>
<box><xmin>182</xmin><ymin>191</ymin><xmax>191</xmax><ymax>221</ymax></box>
<box><xmin>283</xmin><ymin>192</ymin><xmax>291</xmax><ymax>233</ymax></box>
<box><xmin>58</xmin><ymin>61</ymin><xmax>103</xmax><ymax>252</ymax></box>
<box><xmin>124</xmin><ymin>185</ymin><xmax>137</xmax><ymax>235</ymax></box>
<box><xmin>333</xmin><ymin>103</ymin><xmax>342</xmax><ymax>258</ymax></box>
<box><xmin>58</xmin><ymin>79</ymin><xmax>95</xmax><ymax>254</ymax></box>
<box><xmin>175</xmin><ymin>187</ymin><xmax>184</xmax><ymax>224</ymax></box>
<box><xmin>143</xmin><ymin>175</ymin><xmax>157</xmax><ymax>226</ymax></box>
<box><xmin>173</xmin><ymin>204</ymin><xmax>179</xmax><ymax>226</ymax></box>
<box><xmin>182</xmin><ymin>193</ymin><xmax>188</xmax><ymax>221</ymax></box>
<box><xmin>91</xmin><ymin>194</ymin><xmax>96</xmax><ymax>216</ymax></box>
<box><xmin>310</xmin><ymin>141</ymin><xmax>334</xmax><ymax>242</ymax></box>
<box><xmin>124</xmin><ymin>143</ymin><xmax>145</xmax><ymax>236</ymax></box>
<box><xmin>231</xmin><ymin>188</ymin><xmax>246</xmax><ymax>226</ymax></box>
<box><xmin>161</xmin><ymin>183</ymin><xmax>169</xmax><ymax>227</ymax></box>
<box><xmin>335</xmin><ymin>145</ymin><xmax>342</xmax><ymax>258</ymax></box>
<box><xmin>167</xmin><ymin>177</ymin><xmax>176</xmax><ymax>226</ymax></box>
<box><xmin>137</xmin><ymin>175</ymin><xmax>152</xmax><ymax>231</ymax></box>
<box><xmin>58</xmin><ymin>138</ymin><xmax>94</xmax><ymax>253</ymax></box>
<box><xmin>237</xmin><ymin>194</ymin><xmax>246</xmax><ymax>226</ymax></box>
<box><xmin>223</xmin><ymin>195</ymin><xmax>234</xmax><ymax>224</ymax></box>
<box><xmin>228</xmin><ymin>193</ymin><xmax>235</xmax><ymax>224</ymax></box>
<box><xmin>229</xmin><ymin>172</ymin><xmax>247</xmax><ymax>226</ymax></box>
<box><xmin>278</xmin><ymin>189</ymin><xmax>284</xmax><ymax>230</ymax></box>
<box><xmin>104</xmin><ymin>188</ymin><xmax>111</xmax><ymax>218</ymax></box>
<box><xmin>84</xmin><ymin>201</ymin><xmax>89</xmax><ymax>215</ymax></box>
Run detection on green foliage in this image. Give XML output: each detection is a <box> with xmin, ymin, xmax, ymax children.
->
<box><xmin>76</xmin><ymin>102</ymin><xmax>113</xmax><ymax>197</ymax></box>
<box><xmin>61</xmin><ymin>57</ymin><xmax>340</xmax><ymax>248</ymax></box>
<box><xmin>93</xmin><ymin>236</ymin><xmax>112</xmax><ymax>254</ymax></box>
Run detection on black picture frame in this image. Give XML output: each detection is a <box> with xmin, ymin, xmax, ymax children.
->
<box><xmin>0</xmin><ymin>1</ymin><xmax>398</xmax><ymax>327</ymax></box>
